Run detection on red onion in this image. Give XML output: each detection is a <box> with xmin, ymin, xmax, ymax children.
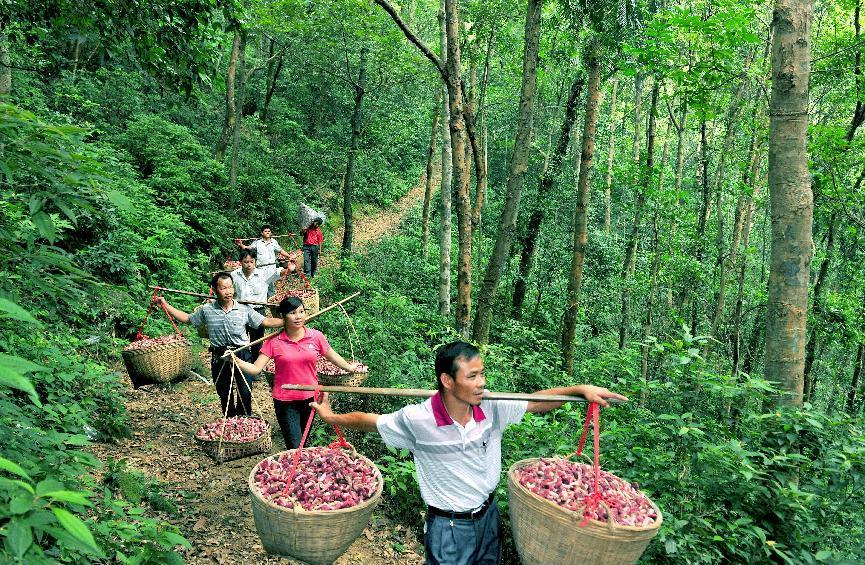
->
<box><xmin>252</xmin><ymin>446</ymin><xmax>379</xmax><ymax>511</ymax></box>
<box><xmin>517</xmin><ymin>458</ymin><xmax>657</xmax><ymax>527</ymax></box>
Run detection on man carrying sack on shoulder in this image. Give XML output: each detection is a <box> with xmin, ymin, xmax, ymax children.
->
<box><xmin>311</xmin><ymin>341</ymin><xmax>627</xmax><ymax>564</ymax></box>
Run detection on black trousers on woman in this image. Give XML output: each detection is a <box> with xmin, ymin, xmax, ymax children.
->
<box><xmin>273</xmin><ymin>397</ymin><xmax>315</xmax><ymax>449</ymax></box>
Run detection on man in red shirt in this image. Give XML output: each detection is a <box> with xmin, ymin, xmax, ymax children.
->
<box><xmin>301</xmin><ymin>218</ymin><xmax>324</xmax><ymax>277</ymax></box>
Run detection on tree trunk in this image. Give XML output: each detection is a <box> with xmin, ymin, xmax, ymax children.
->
<box><xmin>214</xmin><ymin>32</ymin><xmax>242</xmax><ymax>161</ymax></box>
<box><xmin>0</xmin><ymin>24</ymin><xmax>10</xmax><ymax>95</ymax></box>
<box><xmin>764</xmin><ymin>0</ymin><xmax>815</xmax><ymax>407</ymax></box>
<box><xmin>603</xmin><ymin>79</ymin><xmax>619</xmax><ymax>235</ymax></box>
<box><xmin>261</xmin><ymin>52</ymin><xmax>284</xmax><ymax>124</ymax></box>
<box><xmin>471</xmin><ymin>0</ymin><xmax>543</xmax><ymax>344</ymax></box>
<box><xmin>618</xmin><ymin>81</ymin><xmax>659</xmax><ymax>350</ymax></box>
<box><xmin>341</xmin><ymin>46</ymin><xmax>369</xmax><ymax>257</ymax></box>
<box><xmin>633</xmin><ymin>74</ymin><xmax>643</xmax><ymax>163</ymax></box>
<box><xmin>731</xmin><ymin>173</ymin><xmax>762</xmax><ymax>380</ymax></box>
<box><xmin>511</xmin><ymin>77</ymin><xmax>584</xmax><ymax>319</ymax></box>
<box><xmin>802</xmin><ymin>213</ymin><xmax>836</xmax><ymax>401</ymax></box>
<box><xmin>471</xmin><ymin>28</ymin><xmax>496</xmax><ymax>233</ymax></box>
<box><xmin>560</xmin><ymin>45</ymin><xmax>603</xmax><ymax>374</ymax></box>
<box><xmin>444</xmin><ymin>0</ymin><xmax>472</xmax><ymax>337</ymax></box>
<box><xmin>422</xmin><ymin>95</ymin><xmax>442</xmax><ymax>259</ymax></box>
<box><xmin>438</xmin><ymin>2</ymin><xmax>453</xmax><ymax>317</ymax></box>
<box><xmin>229</xmin><ymin>32</ymin><xmax>248</xmax><ymax>190</ymax></box>
<box><xmin>848</xmin><ymin>1</ymin><xmax>864</xmax><ymax>143</ymax></box>
<box><xmin>847</xmin><ymin>342</ymin><xmax>864</xmax><ymax>413</ymax></box>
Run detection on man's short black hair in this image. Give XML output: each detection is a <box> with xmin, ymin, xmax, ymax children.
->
<box><xmin>239</xmin><ymin>249</ymin><xmax>257</xmax><ymax>261</ymax></box>
<box><xmin>210</xmin><ymin>271</ymin><xmax>233</xmax><ymax>291</ymax></box>
<box><xmin>261</xmin><ymin>224</ymin><xmax>272</xmax><ymax>232</ymax></box>
<box><xmin>434</xmin><ymin>341</ymin><xmax>480</xmax><ymax>392</ymax></box>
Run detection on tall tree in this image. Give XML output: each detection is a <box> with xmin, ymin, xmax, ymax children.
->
<box><xmin>511</xmin><ymin>76</ymin><xmax>584</xmax><ymax>318</ymax></box>
<box><xmin>561</xmin><ymin>42</ymin><xmax>603</xmax><ymax>374</ymax></box>
<box><xmin>603</xmin><ymin>78</ymin><xmax>618</xmax><ymax>234</ymax></box>
<box><xmin>214</xmin><ymin>32</ymin><xmax>242</xmax><ymax>161</ymax></box>
<box><xmin>764</xmin><ymin>0</ymin><xmax>816</xmax><ymax>406</ymax></box>
<box><xmin>438</xmin><ymin>2</ymin><xmax>453</xmax><ymax>317</ymax></box>
<box><xmin>471</xmin><ymin>0</ymin><xmax>543</xmax><ymax>344</ymax></box>
<box><xmin>340</xmin><ymin>46</ymin><xmax>369</xmax><ymax>257</ymax></box>
<box><xmin>422</xmin><ymin>95</ymin><xmax>441</xmax><ymax>259</ymax></box>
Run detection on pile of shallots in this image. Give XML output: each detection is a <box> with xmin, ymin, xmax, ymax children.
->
<box><xmin>252</xmin><ymin>446</ymin><xmax>379</xmax><ymax>511</ymax></box>
<box><xmin>123</xmin><ymin>334</ymin><xmax>188</xmax><ymax>351</ymax></box>
<box><xmin>316</xmin><ymin>357</ymin><xmax>368</xmax><ymax>376</ymax></box>
<box><xmin>224</xmin><ymin>260</ymin><xmax>241</xmax><ymax>270</ymax></box>
<box><xmin>196</xmin><ymin>417</ymin><xmax>268</xmax><ymax>442</ymax></box>
<box><xmin>517</xmin><ymin>458</ymin><xmax>657</xmax><ymax>527</ymax></box>
<box><xmin>270</xmin><ymin>287</ymin><xmax>317</xmax><ymax>304</ymax></box>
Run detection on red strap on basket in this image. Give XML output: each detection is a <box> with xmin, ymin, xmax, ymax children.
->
<box><xmin>575</xmin><ymin>402</ymin><xmax>607</xmax><ymax>527</ymax></box>
<box><xmin>136</xmin><ymin>287</ymin><xmax>182</xmax><ymax>340</ymax></box>
<box><xmin>282</xmin><ymin>389</ymin><xmax>352</xmax><ymax>492</ymax></box>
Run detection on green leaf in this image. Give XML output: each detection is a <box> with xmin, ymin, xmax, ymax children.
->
<box><xmin>10</xmin><ymin>493</ymin><xmax>34</xmax><ymax>514</ymax></box>
<box><xmin>815</xmin><ymin>550</ymin><xmax>833</xmax><ymax>561</ymax></box>
<box><xmin>107</xmin><ymin>189</ymin><xmax>133</xmax><ymax>211</ymax></box>
<box><xmin>0</xmin><ymin>353</ymin><xmax>47</xmax><ymax>374</ymax></box>
<box><xmin>36</xmin><ymin>479</ymin><xmax>66</xmax><ymax>496</ymax></box>
<box><xmin>31</xmin><ymin>210</ymin><xmax>57</xmax><ymax>243</ymax></box>
<box><xmin>0</xmin><ymin>366</ymin><xmax>42</xmax><ymax>406</ymax></box>
<box><xmin>0</xmin><ymin>456</ymin><xmax>33</xmax><ymax>481</ymax></box>
<box><xmin>665</xmin><ymin>538</ymin><xmax>678</xmax><ymax>554</ymax></box>
<box><xmin>4</xmin><ymin>519</ymin><xmax>32</xmax><ymax>559</ymax></box>
<box><xmin>52</xmin><ymin>507</ymin><xmax>103</xmax><ymax>556</ymax></box>
<box><xmin>0</xmin><ymin>298</ymin><xmax>41</xmax><ymax>325</ymax></box>
<box><xmin>0</xmin><ymin>477</ymin><xmax>36</xmax><ymax>494</ymax></box>
<box><xmin>42</xmin><ymin>490</ymin><xmax>93</xmax><ymax>507</ymax></box>
<box><xmin>64</xmin><ymin>434</ymin><xmax>90</xmax><ymax>446</ymax></box>
<box><xmin>0</xmin><ymin>159</ymin><xmax>13</xmax><ymax>182</ymax></box>
<box><xmin>162</xmin><ymin>530</ymin><xmax>192</xmax><ymax>549</ymax></box>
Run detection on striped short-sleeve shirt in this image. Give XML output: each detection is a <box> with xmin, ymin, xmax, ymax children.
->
<box><xmin>188</xmin><ymin>301</ymin><xmax>265</xmax><ymax>347</ymax></box>
<box><xmin>377</xmin><ymin>393</ymin><xmax>527</xmax><ymax>512</ymax></box>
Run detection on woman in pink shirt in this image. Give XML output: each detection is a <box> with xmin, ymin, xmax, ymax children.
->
<box><xmin>232</xmin><ymin>296</ymin><xmax>364</xmax><ymax>448</ymax></box>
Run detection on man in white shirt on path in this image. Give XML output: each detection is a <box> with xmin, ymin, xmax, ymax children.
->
<box><xmin>311</xmin><ymin>341</ymin><xmax>627</xmax><ymax>564</ymax></box>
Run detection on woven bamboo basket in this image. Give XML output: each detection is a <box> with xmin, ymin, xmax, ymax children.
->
<box><xmin>196</xmin><ymin>418</ymin><xmax>273</xmax><ymax>463</ymax></box>
<box><xmin>249</xmin><ymin>449</ymin><xmax>383</xmax><ymax>564</ymax></box>
<box><xmin>122</xmin><ymin>337</ymin><xmax>192</xmax><ymax>388</ymax></box>
<box><xmin>507</xmin><ymin>458</ymin><xmax>663</xmax><ymax>565</ymax></box>
<box><xmin>317</xmin><ymin>370</ymin><xmax>369</xmax><ymax>387</ymax></box>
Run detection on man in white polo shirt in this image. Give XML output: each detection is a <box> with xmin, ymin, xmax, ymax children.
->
<box><xmin>311</xmin><ymin>341</ymin><xmax>627</xmax><ymax>564</ymax></box>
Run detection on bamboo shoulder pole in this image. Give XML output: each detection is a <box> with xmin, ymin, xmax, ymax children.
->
<box><xmin>235</xmin><ymin>233</ymin><xmax>296</xmax><ymax>241</ymax></box>
<box><xmin>222</xmin><ymin>291</ymin><xmax>361</xmax><ymax>358</ymax></box>
<box><xmin>281</xmin><ymin>384</ymin><xmax>626</xmax><ymax>404</ymax></box>
<box><xmin>149</xmin><ymin>285</ymin><xmax>270</xmax><ymax>307</ymax></box>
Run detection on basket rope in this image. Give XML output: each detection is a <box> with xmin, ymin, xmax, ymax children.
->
<box><xmin>137</xmin><ymin>288</ymin><xmax>182</xmax><ymax>340</ymax></box>
<box><xmin>280</xmin><ymin>389</ymin><xmax>352</xmax><ymax>496</ymax></box>
<box><xmin>207</xmin><ymin>353</ymin><xmax>268</xmax><ymax>458</ymax></box>
<box><xmin>575</xmin><ymin>402</ymin><xmax>606</xmax><ymax>527</ymax></box>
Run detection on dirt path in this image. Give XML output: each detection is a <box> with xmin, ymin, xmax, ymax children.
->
<box><xmin>331</xmin><ymin>171</ymin><xmax>434</xmax><ymax>255</ymax></box>
<box><xmin>95</xmin><ymin>173</ymin><xmax>437</xmax><ymax>563</ymax></box>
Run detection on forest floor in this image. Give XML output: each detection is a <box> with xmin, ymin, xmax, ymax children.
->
<box><xmin>90</xmin><ymin>173</ymin><xmax>436</xmax><ymax>564</ymax></box>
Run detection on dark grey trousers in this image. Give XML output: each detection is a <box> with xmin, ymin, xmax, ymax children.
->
<box><xmin>423</xmin><ymin>502</ymin><xmax>502</xmax><ymax>564</ymax></box>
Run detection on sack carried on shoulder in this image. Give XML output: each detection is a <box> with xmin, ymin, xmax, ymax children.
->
<box><xmin>299</xmin><ymin>203</ymin><xmax>326</xmax><ymax>230</ymax></box>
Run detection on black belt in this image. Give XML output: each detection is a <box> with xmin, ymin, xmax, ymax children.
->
<box><xmin>427</xmin><ymin>491</ymin><xmax>495</xmax><ymax>521</ymax></box>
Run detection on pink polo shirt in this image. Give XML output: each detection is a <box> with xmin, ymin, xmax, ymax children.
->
<box><xmin>261</xmin><ymin>328</ymin><xmax>330</xmax><ymax>401</ymax></box>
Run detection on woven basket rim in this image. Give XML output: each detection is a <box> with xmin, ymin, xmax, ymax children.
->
<box><xmin>248</xmin><ymin>448</ymin><xmax>384</xmax><ymax>516</ymax></box>
<box><xmin>122</xmin><ymin>338</ymin><xmax>192</xmax><ymax>357</ymax></box>
<box><xmin>195</xmin><ymin>419</ymin><xmax>272</xmax><ymax>446</ymax></box>
<box><xmin>507</xmin><ymin>457</ymin><xmax>663</xmax><ymax>533</ymax></box>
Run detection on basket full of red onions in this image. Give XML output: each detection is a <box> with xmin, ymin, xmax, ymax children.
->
<box><xmin>316</xmin><ymin>356</ymin><xmax>368</xmax><ymax>387</ymax></box>
<box><xmin>507</xmin><ymin>456</ymin><xmax>662</xmax><ymax>565</ymax></box>
<box><xmin>248</xmin><ymin>446</ymin><xmax>383</xmax><ymax>564</ymax></box>
<box><xmin>195</xmin><ymin>416</ymin><xmax>272</xmax><ymax>463</ymax></box>
<box><xmin>121</xmin><ymin>334</ymin><xmax>192</xmax><ymax>388</ymax></box>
